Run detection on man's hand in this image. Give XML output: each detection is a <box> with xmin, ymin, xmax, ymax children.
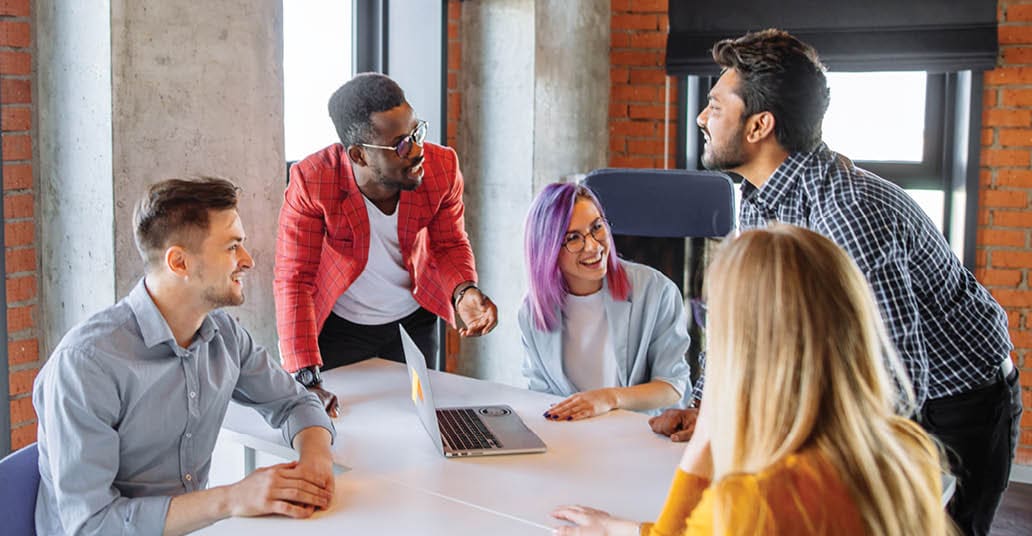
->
<box><xmin>648</xmin><ymin>408</ymin><xmax>699</xmax><ymax>442</ymax></box>
<box><xmin>455</xmin><ymin>287</ymin><xmax>497</xmax><ymax>337</ymax></box>
<box><xmin>307</xmin><ymin>383</ymin><xmax>341</xmax><ymax>419</ymax></box>
<box><xmin>551</xmin><ymin>505</ymin><xmax>641</xmax><ymax>536</ymax></box>
<box><xmin>544</xmin><ymin>389</ymin><xmax>618</xmax><ymax>421</ymax></box>
<box><xmin>227</xmin><ymin>461</ymin><xmax>333</xmax><ymax>518</ymax></box>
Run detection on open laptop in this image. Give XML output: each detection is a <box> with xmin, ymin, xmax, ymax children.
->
<box><xmin>400</xmin><ymin>326</ymin><xmax>547</xmax><ymax>458</ymax></box>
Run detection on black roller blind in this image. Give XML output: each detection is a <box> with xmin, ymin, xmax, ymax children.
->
<box><xmin>666</xmin><ymin>0</ymin><xmax>998</xmax><ymax>74</ymax></box>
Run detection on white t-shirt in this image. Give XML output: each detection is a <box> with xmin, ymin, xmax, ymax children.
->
<box><xmin>561</xmin><ymin>291</ymin><xmax>619</xmax><ymax>392</ymax></box>
<box><xmin>332</xmin><ymin>195</ymin><xmax>421</xmax><ymax>325</ymax></box>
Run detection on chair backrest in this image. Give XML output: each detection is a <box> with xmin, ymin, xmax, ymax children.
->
<box><xmin>583</xmin><ymin>168</ymin><xmax>735</xmax><ymax>239</ymax></box>
<box><xmin>0</xmin><ymin>443</ymin><xmax>40</xmax><ymax>536</ymax></box>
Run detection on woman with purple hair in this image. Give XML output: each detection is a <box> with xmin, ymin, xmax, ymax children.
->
<box><xmin>518</xmin><ymin>182</ymin><xmax>692</xmax><ymax>420</ymax></box>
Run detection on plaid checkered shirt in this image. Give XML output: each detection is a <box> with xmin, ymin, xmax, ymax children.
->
<box><xmin>729</xmin><ymin>143</ymin><xmax>1012</xmax><ymax>408</ymax></box>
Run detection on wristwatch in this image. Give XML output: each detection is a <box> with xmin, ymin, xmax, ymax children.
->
<box><xmin>294</xmin><ymin>365</ymin><xmax>322</xmax><ymax>388</ymax></box>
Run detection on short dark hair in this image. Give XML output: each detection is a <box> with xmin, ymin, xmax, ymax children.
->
<box><xmin>133</xmin><ymin>177</ymin><xmax>240</xmax><ymax>267</ymax></box>
<box><xmin>712</xmin><ymin>29</ymin><xmax>830</xmax><ymax>153</ymax></box>
<box><xmin>328</xmin><ymin>72</ymin><xmax>407</xmax><ymax>147</ymax></box>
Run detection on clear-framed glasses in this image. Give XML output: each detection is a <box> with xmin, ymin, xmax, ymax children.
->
<box><xmin>360</xmin><ymin>119</ymin><xmax>428</xmax><ymax>158</ymax></box>
<box><xmin>562</xmin><ymin>219</ymin><xmax>609</xmax><ymax>253</ymax></box>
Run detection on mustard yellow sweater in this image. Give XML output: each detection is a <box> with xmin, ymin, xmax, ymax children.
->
<box><xmin>641</xmin><ymin>450</ymin><xmax>866</xmax><ymax>535</ymax></box>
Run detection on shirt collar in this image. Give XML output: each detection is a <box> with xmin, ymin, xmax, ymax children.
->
<box><xmin>126</xmin><ymin>278</ymin><xmax>219</xmax><ymax>352</ymax></box>
<box><xmin>745</xmin><ymin>142</ymin><xmax>830</xmax><ymax>211</ymax></box>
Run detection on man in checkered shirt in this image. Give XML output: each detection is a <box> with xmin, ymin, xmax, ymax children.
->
<box><xmin>649</xmin><ymin>29</ymin><xmax>1020</xmax><ymax>536</ymax></box>
<box><xmin>274</xmin><ymin>73</ymin><xmax>497</xmax><ymax>420</ymax></box>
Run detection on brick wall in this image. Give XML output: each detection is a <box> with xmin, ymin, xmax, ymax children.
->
<box><xmin>609</xmin><ymin>1</ymin><xmax>1032</xmax><ymax>466</ymax></box>
<box><xmin>1</xmin><ymin>0</ymin><xmax>38</xmax><ymax>452</ymax></box>
<box><xmin>983</xmin><ymin>0</ymin><xmax>1032</xmax><ymax>466</ymax></box>
<box><xmin>445</xmin><ymin>0</ymin><xmax>462</xmax><ymax>371</ymax></box>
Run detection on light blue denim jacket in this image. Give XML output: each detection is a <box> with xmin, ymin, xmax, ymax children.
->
<box><xmin>518</xmin><ymin>261</ymin><xmax>692</xmax><ymax>413</ymax></box>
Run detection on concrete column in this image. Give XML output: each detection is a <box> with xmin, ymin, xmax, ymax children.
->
<box><xmin>457</xmin><ymin>0</ymin><xmax>609</xmax><ymax>385</ymax></box>
<box><xmin>38</xmin><ymin>0</ymin><xmax>285</xmax><ymax>356</ymax></box>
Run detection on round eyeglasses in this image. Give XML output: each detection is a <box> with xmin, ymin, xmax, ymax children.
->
<box><xmin>360</xmin><ymin>120</ymin><xmax>428</xmax><ymax>158</ymax></box>
<box><xmin>562</xmin><ymin>219</ymin><xmax>609</xmax><ymax>253</ymax></box>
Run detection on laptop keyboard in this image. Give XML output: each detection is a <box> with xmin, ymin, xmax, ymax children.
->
<box><xmin>437</xmin><ymin>408</ymin><xmax>502</xmax><ymax>451</ymax></box>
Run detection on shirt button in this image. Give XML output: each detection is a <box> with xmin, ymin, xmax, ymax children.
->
<box><xmin>185</xmin><ymin>433</ymin><xmax>193</xmax><ymax>439</ymax></box>
<box><xmin>185</xmin><ymin>473</ymin><xmax>192</xmax><ymax>481</ymax></box>
<box><xmin>189</xmin><ymin>391</ymin><xmax>197</xmax><ymax>399</ymax></box>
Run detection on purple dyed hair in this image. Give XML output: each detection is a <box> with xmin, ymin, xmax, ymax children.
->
<box><xmin>523</xmin><ymin>182</ymin><xmax>630</xmax><ymax>332</ymax></box>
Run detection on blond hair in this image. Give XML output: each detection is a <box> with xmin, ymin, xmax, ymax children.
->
<box><xmin>702</xmin><ymin>225</ymin><xmax>951</xmax><ymax>535</ymax></box>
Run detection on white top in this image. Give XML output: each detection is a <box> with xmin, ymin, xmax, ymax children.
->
<box><xmin>561</xmin><ymin>291</ymin><xmax>618</xmax><ymax>392</ymax></box>
<box><xmin>332</xmin><ymin>196</ymin><xmax>421</xmax><ymax>324</ymax></box>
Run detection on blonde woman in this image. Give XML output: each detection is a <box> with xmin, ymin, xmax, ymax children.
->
<box><xmin>552</xmin><ymin>225</ymin><xmax>952</xmax><ymax>535</ymax></box>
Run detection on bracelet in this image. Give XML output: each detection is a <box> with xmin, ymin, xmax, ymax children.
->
<box><xmin>454</xmin><ymin>284</ymin><xmax>479</xmax><ymax>306</ymax></box>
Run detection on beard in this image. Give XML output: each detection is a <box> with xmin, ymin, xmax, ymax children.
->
<box><xmin>700</xmin><ymin>126</ymin><xmax>748</xmax><ymax>171</ymax></box>
<box><xmin>202</xmin><ymin>285</ymin><xmax>244</xmax><ymax>308</ymax></box>
<box><xmin>371</xmin><ymin>158</ymin><xmax>423</xmax><ymax>192</ymax></box>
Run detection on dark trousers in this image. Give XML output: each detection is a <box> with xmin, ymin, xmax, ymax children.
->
<box><xmin>919</xmin><ymin>367</ymin><xmax>1022</xmax><ymax>536</ymax></box>
<box><xmin>317</xmin><ymin>307</ymin><xmax>438</xmax><ymax>371</ymax></box>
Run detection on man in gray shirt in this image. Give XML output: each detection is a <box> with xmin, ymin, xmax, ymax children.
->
<box><xmin>33</xmin><ymin>178</ymin><xmax>337</xmax><ymax>535</ymax></box>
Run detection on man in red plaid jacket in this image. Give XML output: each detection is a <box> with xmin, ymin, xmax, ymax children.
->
<box><xmin>275</xmin><ymin>73</ymin><xmax>497</xmax><ymax>415</ymax></box>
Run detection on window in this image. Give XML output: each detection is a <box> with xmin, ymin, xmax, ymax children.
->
<box><xmin>283</xmin><ymin>0</ymin><xmax>353</xmax><ymax>162</ymax></box>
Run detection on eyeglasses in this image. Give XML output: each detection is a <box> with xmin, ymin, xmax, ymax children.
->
<box><xmin>562</xmin><ymin>219</ymin><xmax>609</xmax><ymax>253</ymax></box>
<box><xmin>360</xmin><ymin>120</ymin><xmax>428</xmax><ymax>158</ymax></box>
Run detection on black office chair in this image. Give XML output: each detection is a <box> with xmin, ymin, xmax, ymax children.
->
<box><xmin>583</xmin><ymin>168</ymin><xmax>735</xmax><ymax>393</ymax></box>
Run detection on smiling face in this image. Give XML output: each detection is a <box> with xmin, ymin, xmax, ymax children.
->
<box><xmin>189</xmin><ymin>208</ymin><xmax>253</xmax><ymax>308</ymax></box>
<box><xmin>697</xmin><ymin>68</ymin><xmax>750</xmax><ymax>171</ymax></box>
<box><xmin>557</xmin><ymin>198</ymin><xmax>609</xmax><ymax>296</ymax></box>
<box><xmin>360</xmin><ymin>102</ymin><xmax>426</xmax><ymax>192</ymax></box>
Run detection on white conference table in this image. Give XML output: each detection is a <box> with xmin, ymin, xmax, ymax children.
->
<box><xmin>198</xmin><ymin>358</ymin><xmax>684</xmax><ymax>534</ymax></box>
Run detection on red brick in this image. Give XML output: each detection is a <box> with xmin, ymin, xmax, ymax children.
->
<box><xmin>1003</xmin><ymin>46</ymin><xmax>1032</xmax><ymax>65</ymax></box>
<box><xmin>2</xmin><ymin>133</ymin><xmax>31</xmax><ymax>161</ymax></box>
<box><xmin>628</xmin><ymin>69</ymin><xmax>667</xmax><ymax>85</ymax></box>
<box><xmin>447</xmin><ymin>0</ymin><xmax>460</xmax><ymax>21</ymax></box>
<box><xmin>611</xmin><ymin>14</ymin><xmax>659</xmax><ymax>31</ymax></box>
<box><xmin>629</xmin><ymin>31</ymin><xmax>666</xmax><ymax>49</ymax></box>
<box><xmin>981</xmin><ymin>149</ymin><xmax>1030</xmax><ymax>167</ymax></box>
<box><xmin>2</xmin><ymin>247</ymin><xmax>32</xmax><ymax>273</ymax></box>
<box><xmin>1000</xmin><ymin>25</ymin><xmax>1032</xmax><ymax>45</ymax></box>
<box><xmin>447</xmin><ymin>40</ymin><xmax>461</xmax><ymax>71</ymax></box>
<box><xmin>9</xmin><ymin>337</ymin><xmax>38</xmax><ymax>365</ymax></box>
<box><xmin>0</xmin><ymin>51</ymin><xmax>30</xmax><ymax>75</ymax></box>
<box><xmin>611</xmin><ymin>50</ymin><xmax>663</xmax><ymax>66</ymax></box>
<box><xmin>1008</xmin><ymin>4</ymin><xmax>1032</xmax><ymax>21</ymax></box>
<box><xmin>1007</xmin><ymin>310</ymin><xmax>1023</xmax><ymax>329</ymax></box>
<box><xmin>628</xmin><ymin>104</ymin><xmax>666</xmax><ymax>119</ymax></box>
<box><xmin>610</xmin><ymin>120</ymin><xmax>656</xmax><ymax>137</ymax></box>
<box><xmin>611</xmin><ymin>84</ymin><xmax>660</xmax><ymax>103</ymax></box>
<box><xmin>978</xmin><ymin>228</ymin><xmax>1027</xmax><ymax>247</ymax></box>
<box><xmin>623</xmin><ymin>0</ymin><xmax>665</xmax><ymax>13</ymax></box>
<box><xmin>0</xmin><ymin>78</ymin><xmax>30</xmax><ymax>104</ymax></box>
<box><xmin>609</xmin><ymin>155</ymin><xmax>654</xmax><ymax>168</ymax></box>
<box><xmin>4</xmin><ymin>192</ymin><xmax>32</xmax><ymax>219</ymax></box>
<box><xmin>1</xmin><ymin>106</ymin><xmax>30</xmax><ymax>131</ymax></box>
<box><xmin>2</xmin><ymin>163</ymin><xmax>30</xmax><ymax>190</ymax></box>
<box><xmin>6</xmin><ymin>273</ymin><xmax>35</xmax><ymax>302</ymax></box>
<box><xmin>979</xmin><ymin>208</ymin><xmax>991</xmax><ymax>225</ymax></box>
<box><xmin>983</xmin><ymin>108</ymin><xmax>1032</xmax><ymax>127</ymax></box>
<box><xmin>611</xmin><ymin>67</ymin><xmax>629</xmax><ymax>84</ymax></box>
<box><xmin>994</xmin><ymin>209</ymin><xmax>1032</xmax><ymax>228</ymax></box>
<box><xmin>609</xmin><ymin>102</ymin><xmax>627</xmax><ymax>119</ymax></box>
<box><xmin>447</xmin><ymin>92</ymin><xmax>460</xmax><ymax>121</ymax></box>
<box><xmin>609</xmin><ymin>136</ymin><xmax>625</xmax><ymax>153</ymax></box>
<box><xmin>611</xmin><ymin>32</ymin><xmax>630</xmax><ymax>48</ymax></box>
<box><xmin>4</xmin><ymin>220</ymin><xmax>32</xmax><ymax>246</ymax></box>
<box><xmin>975</xmin><ymin>248</ymin><xmax>988</xmax><ymax>268</ymax></box>
<box><xmin>447</xmin><ymin>73</ymin><xmax>457</xmax><ymax>90</ymax></box>
<box><xmin>1002</xmin><ymin>89</ymin><xmax>1032</xmax><ymax>108</ymax></box>
<box><xmin>11</xmin><ymin>423</ymin><xmax>35</xmax><ymax>450</ymax></box>
<box><xmin>984</xmin><ymin>88</ymin><xmax>998</xmax><ymax>108</ymax></box>
<box><xmin>996</xmin><ymin>169</ymin><xmax>1032</xmax><ymax>188</ymax></box>
<box><xmin>8</xmin><ymin>367</ymin><xmax>36</xmax><ymax>396</ymax></box>
<box><xmin>985</xmin><ymin>66</ymin><xmax>1032</xmax><ymax>86</ymax></box>
<box><xmin>982</xmin><ymin>189</ymin><xmax>1029</xmax><ymax>208</ymax></box>
<box><xmin>448</xmin><ymin>21</ymin><xmax>458</xmax><ymax>41</ymax></box>
<box><xmin>611</xmin><ymin>0</ymin><xmax>630</xmax><ymax>11</ymax></box>
<box><xmin>990</xmin><ymin>289</ymin><xmax>1032</xmax><ymax>308</ymax></box>
<box><xmin>999</xmin><ymin>128</ymin><xmax>1032</xmax><ymax>147</ymax></box>
<box><xmin>0</xmin><ymin>21</ymin><xmax>30</xmax><ymax>48</ymax></box>
<box><xmin>992</xmin><ymin>249</ymin><xmax>1032</xmax><ymax>268</ymax></box>
<box><xmin>7</xmin><ymin>304</ymin><xmax>32</xmax><ymax>332</ymax></box>
<box><xmin>0</xmin><ymin>0</ymin><xmax>29</xmax><ymax>17</ymax></box>
<box><xmin>981</xmin><ymin>127</ymin><xmax>994</xmax><ymax>146</ymax></box>
<box><xmin>627</xmin><ymin>138</ymin><xmax>665</xmax><ymax>156</ymax></box>
<box><xmin>9</xmin><ymin>395</ymin><xmax>33</xmax><ymax>425</ymax></box>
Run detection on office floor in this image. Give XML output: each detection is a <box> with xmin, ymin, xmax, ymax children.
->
<box><xmin>991</xmin><ymin>482</ymin><xmax>1032</xmax><ymax>535</ymax></box>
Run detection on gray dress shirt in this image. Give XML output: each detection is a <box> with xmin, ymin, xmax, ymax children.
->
<box><xmin>33</xmin><ymin>279</ymin><xmax>335</xmax><ymax>535</ymax></box>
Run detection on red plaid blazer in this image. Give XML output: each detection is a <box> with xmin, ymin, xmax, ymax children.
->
<box><xmin>274</xmin><ymin>142</ymin><xmax>478</xmax><ymax>372</ymax></box>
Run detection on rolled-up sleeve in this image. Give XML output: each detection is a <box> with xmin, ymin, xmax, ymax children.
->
<box><xmin>229</xmin><ymin>321</ymin><xmax>335</xmax><ymax>446</ymax></box>
<box><xmin>645</xmin><ymin>278</ymin><xmax>692</xmax><ymax>398</ymax></box>
<box><xmin>35</xmin><ymin>350</ymin><xmax>171</xmax><ymax>536</ymax></box>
